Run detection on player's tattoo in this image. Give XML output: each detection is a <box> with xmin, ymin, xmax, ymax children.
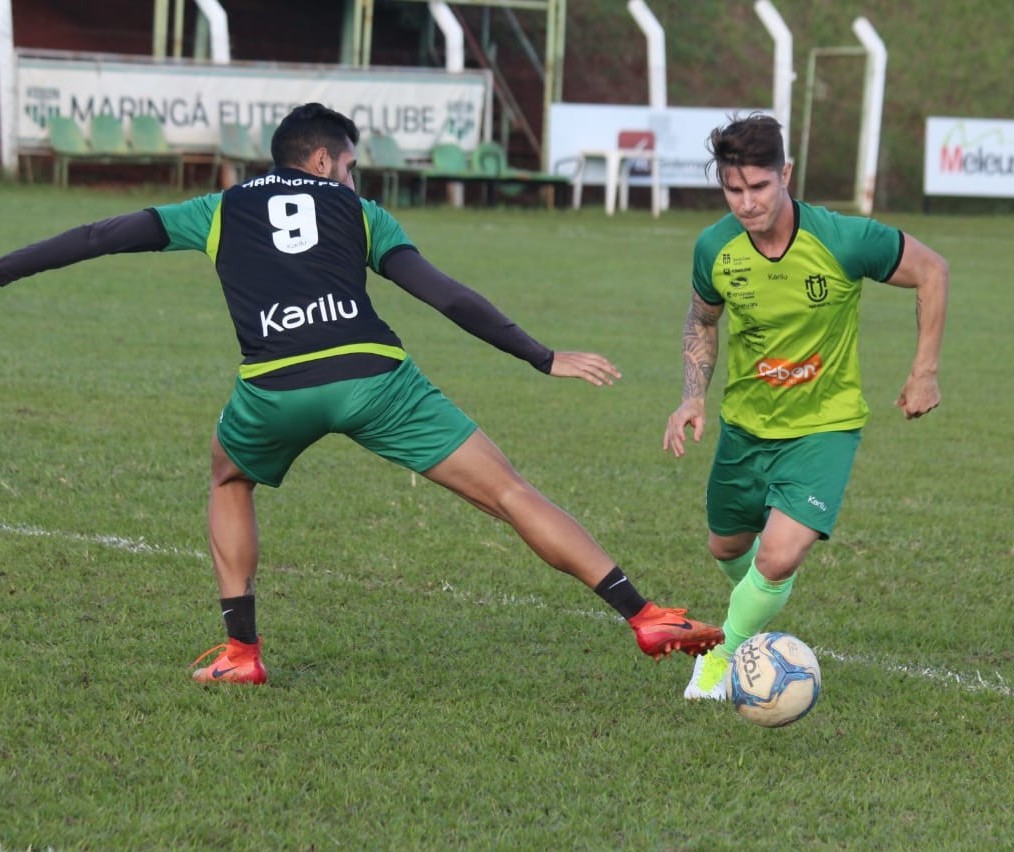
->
<box><xmin>682</xmin><ymin>297</ymin><xmax>721</xmax><ymax>399</ymax></box>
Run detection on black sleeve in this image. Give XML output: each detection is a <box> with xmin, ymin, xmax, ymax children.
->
<box><xmin>0</xmin><ymin>209</ymin><xmax>169</xmax><ymax>287</ymax></box>
<box><xmin>380</xmin><ymin>247</ymin><xmax>554</xmax><ymax>373</ymax></box>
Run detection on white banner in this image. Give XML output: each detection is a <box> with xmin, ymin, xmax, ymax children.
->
<box><xmin>16</xmin><ymin>53</ymin><xmax>490</xmax><ymax>158</ymax></box>
<box><xmin>924</xmin><ymin>116</ymin><xmax>1014</xmax><ymax>198</ymax></box>
<box><xmin>548</xmin><ymin>103</ymin><xmax>764</xmax><ymax>188</ymax></box>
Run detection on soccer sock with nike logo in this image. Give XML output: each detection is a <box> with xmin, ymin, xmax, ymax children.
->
<box><xmin>594</xmin><ymin>566</ymin><xmax>648</xmax><ymax>620</ymax></box>
<box><xmin>220</xmin><ymin>594</ymin><xmax>257</xmax><ymax>644</ymax></box>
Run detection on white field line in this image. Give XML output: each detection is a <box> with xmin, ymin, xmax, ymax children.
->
<box><xmin>0</xmin><ymin>521</ymin><xmax>207</xmax><ymax>561</ymax></box>
<box><xmin>2</xmin><ymin>521</ymin><xmax>1010</xmax><ymax>700</ymax></box>
<box><xmin>813</xmin><ymin>646</ymin><xmax>1013</xmax><ymax>699</ymax></box>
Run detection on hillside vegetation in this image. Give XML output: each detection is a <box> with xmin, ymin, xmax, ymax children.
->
<box><xmin>564</xmin><ymin>0</ymin><xmax>1012</xmax><ymax>211</ymax></box>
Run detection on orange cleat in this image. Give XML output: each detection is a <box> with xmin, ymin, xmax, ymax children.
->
<box><xmin>628</xmin><ymin>602</ymin><xmax>724</xmax><ymax>660</ymax></box>
<box><xmin>190</xmin><ymin>637</ymin><xmax>267</xmax><ymax>685</ymax></box>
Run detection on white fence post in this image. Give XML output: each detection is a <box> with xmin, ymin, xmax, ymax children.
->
<box><xmin>852</xmin><ymin>16</ymin><xmax>887</xmax><ymax>215</ymax></box>
<box><xmin>0</xmin><ymin>0</ymin><xmax>17</xmax><ymax>177</ymax></box>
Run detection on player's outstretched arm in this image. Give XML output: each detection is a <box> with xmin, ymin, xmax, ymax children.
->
<box><xmin>0</xmin><ymin>210</ymin><xmax>168</xmax><ymax>287</ymax></box>
<box><xmin>383</xmin><ymin>248</ymin><xmax>593</xmax><ymax>378</ymax></box>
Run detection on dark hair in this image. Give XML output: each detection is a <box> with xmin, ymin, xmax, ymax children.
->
<box><xmin>270</xmin><ymin>102</ymin><xmax>360</xmax><ymax>168</ymax></box>
<box><xmin>706</xmin><ymin>112</ymin><xmax>785</xmax><ymax>186</ymax></box>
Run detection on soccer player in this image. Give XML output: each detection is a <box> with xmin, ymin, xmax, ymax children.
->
<box><xmin>0</xmin><ymin>103</ymin><xmax>722</xmax><ymax>684</ymax></box>
<box><xmin>665</xmin><ymin>113</ymin><xmax>948</xmax><ymax>700</ymax></box>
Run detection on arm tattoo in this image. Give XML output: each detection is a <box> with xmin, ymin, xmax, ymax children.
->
<box><xmin>683</xmin><ymin>297</ymin><xmax>721</xmax><ymax>400</ymax></box>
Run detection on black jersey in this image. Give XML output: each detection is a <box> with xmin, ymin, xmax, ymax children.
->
<box><xmin>155</xmin><ymin>168</ymin><xmax>416</xmax><ymax>388</ymax></box>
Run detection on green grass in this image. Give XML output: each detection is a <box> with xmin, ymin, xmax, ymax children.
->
<box><xmin>0</xmin><ymin>185</ymin><xmax>1011</xmax><ymax>850</ymax></box>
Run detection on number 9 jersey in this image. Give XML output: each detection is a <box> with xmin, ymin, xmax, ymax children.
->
<box><xmin>153</xmin><ymin>168</ymin><xmax>417</xmax><ymax>389</ymax></box>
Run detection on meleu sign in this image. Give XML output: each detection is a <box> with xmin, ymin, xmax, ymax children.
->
<box><xmin>924</xmin><ymin>117</ymin><xmax>1014</xmax><ymax>198</ymax></box>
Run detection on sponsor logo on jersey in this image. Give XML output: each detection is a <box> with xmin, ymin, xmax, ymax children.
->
<box><xmin>720</xmin><ymin>252</ymin><xmax>752</xmax><ymax>277</ymax></box>
<box><xmin>260</xmin><ymin>293</ymin><xmax>359</xmax><ymax>337</ymax></box>
<box><xmin>756</xmin><ymin>353</ymin><xmax>822</xmax><ymax>387</ymax></box>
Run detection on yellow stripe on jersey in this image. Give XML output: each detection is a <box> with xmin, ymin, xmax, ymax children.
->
<box><xmin>206</xmin><ymin>198</ymin><xmax>223</xmax><ymax>262</ymax></box>
<box><xmin>239</xmin><ymin>342</ymin><xmax>406</xmax><ymax>379</ymax></box>
<box><xmin>362</xmin><ymin>207</ymin><xmax>371</xmax><ymax>260</ymax></box>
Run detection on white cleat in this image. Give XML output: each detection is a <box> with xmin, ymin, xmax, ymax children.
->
<box><xmin>683</xmin><ymin>651</ymin><xmax>730</xmax><ymax>701</ymax></box>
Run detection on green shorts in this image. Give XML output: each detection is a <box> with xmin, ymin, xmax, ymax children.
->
<box><xmin>706</xmin><ymin>419</ymin><xmax>861</xmax><ymax>540</ymax></box>
<box><xmin>217</xmin><ymin>357</ymin><xmax>477</xmax><ymax>487</ymax></box>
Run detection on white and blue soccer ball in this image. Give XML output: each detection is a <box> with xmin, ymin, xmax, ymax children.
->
<box><xmin>729</xmin><ymin>632</ymin><xmax>821</xmax><ymax>727</ymax></box>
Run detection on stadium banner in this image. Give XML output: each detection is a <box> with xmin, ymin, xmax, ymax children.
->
<box><xmin>16</xmin><ymin>52</ymin><xmax>490</xmax><ymax>158</ymax></box>
<box><xmin>924</xmin><ymin>117</ymin><xmax>1014</xmax><ymax>198</ymax></box>
<box><xmin>548</xmin><ymin>103</ymin><xmax>763</xmax><ymax>189</ymax></box>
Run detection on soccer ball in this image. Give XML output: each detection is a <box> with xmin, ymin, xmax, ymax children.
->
<box><xmin>729</xmin><ymin>632</ymin><xmax>821</xmax><ymax>728</ymax></box>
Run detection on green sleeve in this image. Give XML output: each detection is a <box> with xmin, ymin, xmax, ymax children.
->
<box><xmin>691</xmin><ymin>215</ymin><xmax>741</xmax><ymax>305</ymax></box>
<box><xmin>152</xmin><ymin>193</ymin><xmax>223</xmax><ymax>253</ymax></box>
<box><xmin>802</xmin><ymin>206</ymin><xmax>902</xmax><ymax>283</ymax></box>
<box><xmin>359</xmin><ymin>198</ymin><xmax>415</xmax><ymax>272</ymax></box>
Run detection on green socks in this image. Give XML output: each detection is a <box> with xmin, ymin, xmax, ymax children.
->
<box><xmin>718</xmin><ymin>562</ymin><xmax>796</xmax><ymax>658</ymax></box>
<box><xmin>716</xmin><ymin>538</ymin><xmax>760</xmax><ymax>585</ymax></box>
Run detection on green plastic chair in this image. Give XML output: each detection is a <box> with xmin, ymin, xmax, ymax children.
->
<box><xmin>470</xmin><ymin>141</ymin><xmax>525</xmax><ymax>200</ymax></box>
<box><xmin>89</xmin><ymin>114</ymin><xmax>131</xmax><ymax>154</ymax></box>
<box><xmin>220</xmin><ymin>122</ymin><xmax>261</xmax><ymax>160</ymax></box>
<box><xmin>419</xmin><ymin>142</ymin><xmax>476</xmax><ymax>205</ymax></box>
<box><xmin>48</xmin><ymin>115</ymin><xmax>91</xmax><ymax>154</ymax></box>
<box><xmin>426</xmin><ymin>142</ymin><xmax>472</xmax><ymax>178</ymax></box>
<box><xmin>473</xmin><ymin>140</ymin><xmax>570</xmax><ymax>207</ymax></box>
<box><xmin>471</xmin><ymin>141</ymin><xmax>511</xmax><ymax>177</ymax></box>
<box><xmin>358</xmin><ymin>132</ymin><xmax>423</xmax><ymax>206</ymax></box>
<box><xmin>93</xmin><ymin>114</ymin><xmax>185</xmax><ymax>188</ymax></box>
<box><xmin>48</xmin><ymin>116</ymin><xmax>97</xmax><ymax>187</ymax></box>
<box><xmin>365</xmin><ymin>133</ymin><xmax>410</xmax><ymax>170</ymax></box>
<box><xmin>219</xmin><ymin>122</ymin><xmax>270</xmax><ymax>183</ymax></box>
<box><xmin>129</xmin><ymin>115</ymin><xmax>185</xmax><ymax>189</ymax></box>
<box><xmin>130</xmin><ymin>115</ymin><xmax>173</xmax><ymax>154</ymax></box>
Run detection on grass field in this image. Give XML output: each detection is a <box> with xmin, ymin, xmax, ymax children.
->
<box><xmin>0</xmin><ymin>184</ymin><xmax>1011</xmax><ymax>850</ymax></box>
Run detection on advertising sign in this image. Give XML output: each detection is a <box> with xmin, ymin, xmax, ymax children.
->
<box><xmin>924</xmin><ymin>117</ymin><xmax>1014</xmax><ymax>198</ymax></box>
<box><xmin>17</xmin><ymin>53</ymin><xmax>490</xmax><ymax>158</ymax></box>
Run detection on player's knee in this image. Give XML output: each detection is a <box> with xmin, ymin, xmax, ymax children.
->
<box><xmin>210</xmin><ymin>438</ymin><xmax>252</xmax><ymax>489</ymax></box>
<box><xmin>708</xmin><ymin>533</ymin><xmax>754</xmax><ymax>562</ymax></box>
<box><xmin>491</xmin><ymin>476</ymin><xmax>544</xmax><ymax>523</ymax></box>
<box><xmin>754</xmin><ymin>550</ymin><xmax>800</xmax><ymax>582</ymax></box>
